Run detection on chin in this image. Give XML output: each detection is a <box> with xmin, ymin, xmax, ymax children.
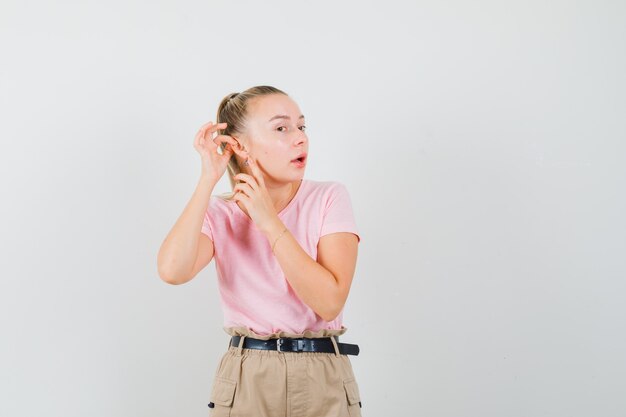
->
<box><xmin>272</xmin><ymin>172</ymin><xmax>304</xmax><ymax>184</ymax></box>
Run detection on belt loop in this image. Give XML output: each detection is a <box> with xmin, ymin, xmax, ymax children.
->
<box><xmin>236</xmin><ymin>335</ymin><xmax>246</xmax><ymax>356</ymax></box>
<box><xmin>330</xmin><ymin>335</ymin><xmax>340</xmax><ymax>357</ymax></box>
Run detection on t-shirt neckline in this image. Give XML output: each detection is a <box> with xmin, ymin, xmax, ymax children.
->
<box><xmin>231</xmin><ymin>178</ymin><xmax>306</xmax><ymax>222</ymax></box>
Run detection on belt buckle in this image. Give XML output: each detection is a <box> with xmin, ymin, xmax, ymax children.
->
<box><xmin>276</xmin><ymin>338</ymin><xmax>306</xmax><ymax>352</ymax></box>
<box><xmin>296</xmin><ymin>338</ymin><xmax>305</xmax><ymax>351</ymax></box>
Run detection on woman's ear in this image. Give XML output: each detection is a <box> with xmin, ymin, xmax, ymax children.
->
<box><xmin>231</xmin><ymin>136</ymin><xmax>250</xmax><ymax>161</ymax></box>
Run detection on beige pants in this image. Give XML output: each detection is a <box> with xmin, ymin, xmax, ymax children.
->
<box><xmin>208</xmin><ymin>326</ymin><xmax>363</xmax><ymax>417</ymax></box>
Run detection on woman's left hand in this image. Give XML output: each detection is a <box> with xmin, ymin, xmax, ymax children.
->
<box><xmin>232</xmin><ymin>157</ymin><xmax>279</xmax><ymax>233</ymax></box>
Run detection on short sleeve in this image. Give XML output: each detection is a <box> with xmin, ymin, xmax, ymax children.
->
<box><xmin>319</xmin><ymin>182</ymin><xmax>361</xmax><ymax>243</ymax></box>
<box><xmin>201</xmin><ymin>202</ymin><xmax>214</xmax><ymax>242</ymax></box>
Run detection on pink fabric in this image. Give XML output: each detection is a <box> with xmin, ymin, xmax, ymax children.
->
<box><xmin>201</xmin><ymin>179</ymin><xmax>361</xmax><ymax>336</ymax></box>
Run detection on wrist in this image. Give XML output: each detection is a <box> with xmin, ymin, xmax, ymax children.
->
<box><xmin>198</xmin><ymin>174</ymin><xmax>218</xmax><ymax>188</ymax></box>
<box><xmin>262</xmin><ymin>218</ymin><xmax>286</xmax><ymax>245</ymax></box>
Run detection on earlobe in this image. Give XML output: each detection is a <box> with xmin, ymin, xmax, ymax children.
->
<box><xmin>231</xmin><ymin>136</ymin><xmax>251</xmax><ymax>168</ymax></box>
<box><xmin>231</xmin><ymin>137</ymin><xmax>249</xmax><ymax>155</ymax></box>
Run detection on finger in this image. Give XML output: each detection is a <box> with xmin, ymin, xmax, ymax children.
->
<box><xmin>198</xmin><ymin>122</ymin><xmax>226</xmax><ymax>141</ymax></box>
<box><xmin>195</xmin><ymin>132</ymin><xmax>211</xmax><ymax>150</ymax></box>
<box><xmin>197</xmin><ymin>120</ymin><xmax>215</xmax><ymax>132</ymax></box>
<box><xmin>246</xmin><ymin>157</ymin><xmax>265</xmax><ymax>187</ymax></box>
<box><xmin>195</xmin><ymin>131</ymin><xmax>216</xmax><ymax>151</ymax></box>
<box><xmin>203</xmin><ymin>122</ymin><xmax>227</xmax><ymax>141</ymax></box>
<box><xmin>207</xmin><ymin>122</ymin><xmax>227</xmax><ymax>132</ymax></box>
<box><xmin>194</xmin><ymin>122</ymin><xmax>229</xmax><ymax>154</ymax></box>
<box><xmin>196</xmin><ymin>121</ymin><xmax>217</xmax><ymax>138</ymax></box>
<box><xmin>194</xmin><ymin>122</ymin><xmax>212</xmax><ymax>146</ymax></box>
<box><xmin>195</xmin><ymin>122</ymin><xmax>215</xmax><ymax>145</ymax></box>
<box><xmin>221</xmin><ymin>143</ymin><xmax>234</xmax><ymax>158</ymax></box>
<box><xmin>234</xmin><ymin>173</ymin><xmax>254</xmax><ymax>183</ymax></box>
<box><xmin>233</xmin><ymin>182</ymin><xmax>254</xmax><ymax>199</ymax></box>
<box><xmin>212</xmin><ymin>134</ymin><xmax>237</xmax><ymax>147</ymax></box>
<box><xmin>199</xmin><ymin>121</ymin><xmax>226</xmax><ymax>131</ymax></box>
<box><xmin>234</xmin><ymin>173</ymin><xmax>258</xmax><ymax>191</ymax></box>
<box><xmin>233</xmin><ymin>182</ymin><xmax>253</xmax><ymax>196</ymax></box>
<box><xmin>232</xmin><ymin>191</ymin><xmax>248</xmax><ymax>206</ymax></box>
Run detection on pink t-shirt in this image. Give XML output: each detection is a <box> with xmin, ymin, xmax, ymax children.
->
<box><xmin>201</xmin><ymin>178</ymin><xmax>361</xmax><ymax>336</ymax></box>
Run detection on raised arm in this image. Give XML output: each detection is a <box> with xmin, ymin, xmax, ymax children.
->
<box><xmin>157</xmin><ymin>120</ymin><xmax>236</xmax><ymax>285</ymax></box>
<box><xmin>157</xmin><ymin>176</ymin><xmax>217</xmax><ymax>285</ymax></box>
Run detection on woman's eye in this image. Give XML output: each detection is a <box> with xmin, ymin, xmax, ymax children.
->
<box><xmin>277</xmin><ymin>125</ymin><xmax>306</xmax><ymax>132</ymax></box>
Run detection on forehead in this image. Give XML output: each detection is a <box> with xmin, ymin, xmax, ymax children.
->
<box><xmin>247</xmin><ymin>94</ymin><xmax>302</xmax><ymax>120</ymax></box>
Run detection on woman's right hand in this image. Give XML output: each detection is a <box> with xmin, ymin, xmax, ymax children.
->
<box><xmin>193</xmin><ymin>121</ymin><xmax>236</xmax><ymax>182</ymax></box>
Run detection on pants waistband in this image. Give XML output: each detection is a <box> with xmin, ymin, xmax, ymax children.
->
<box><xmin>229</xmin><ymin>335</ymin><xmax>360</xmax><ymax>356</ymax></box>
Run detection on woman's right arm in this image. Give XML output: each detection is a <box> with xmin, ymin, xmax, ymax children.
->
<box><xmin>157</xmin><ymin>120</ymin><xmax>235</xmax><ymax>285</ymax></box>
<box><xmin>157</xmin><ymin>175</ymin><xmax>217</xmax><ymax>285</ymax></box>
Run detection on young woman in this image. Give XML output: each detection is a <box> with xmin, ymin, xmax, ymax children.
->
<box><xmin>157</xmin><ymin>85</ymin><xmax>363</xmax><ymax>417</ymax></box>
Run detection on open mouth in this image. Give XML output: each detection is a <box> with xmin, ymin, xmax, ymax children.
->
<box><xmin>291</xmin><ymin>154</ymin><xmax>307</xmax><ymax>164</ymax></box>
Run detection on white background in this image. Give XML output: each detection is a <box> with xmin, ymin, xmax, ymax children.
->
<box><xmin>1</xmin><ymin>1</ymin><xmax>625</xmax><ymax>416</ymax></box>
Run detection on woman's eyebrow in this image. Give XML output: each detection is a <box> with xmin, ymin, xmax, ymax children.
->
<box><xmin>268</xmin><ymin>114</ymin><xmax>305</xmax><ymax>122</ymax></box>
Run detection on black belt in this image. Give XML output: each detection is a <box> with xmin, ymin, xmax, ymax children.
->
<box><xmin>230</xmin><ymin>335</ymin><xmax>360</xmax><ymax>356</ymax></box>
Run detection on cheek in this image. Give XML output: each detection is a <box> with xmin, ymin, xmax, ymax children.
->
<box><xmin>256</xmin><ymin>142</ymin><xmax>290</xmax><ymax>163</ymax></box>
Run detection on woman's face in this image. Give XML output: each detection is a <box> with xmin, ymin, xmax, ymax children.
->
<box><xmin>237</xmin><ymin>94</ymin><xmax>308</xmax><ymax>184</ymax></box>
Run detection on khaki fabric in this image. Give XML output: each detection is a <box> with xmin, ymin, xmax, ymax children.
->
<box><xmin>208</xmin><ymin>326</ymin><xmax>362</xmax><ymax>417</ymax></box>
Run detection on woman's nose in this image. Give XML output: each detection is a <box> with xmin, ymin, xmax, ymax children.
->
<box><xmin>293</xmin><ymin>129</ymin><xmax>307</xmax><ymax>144</ymax></box>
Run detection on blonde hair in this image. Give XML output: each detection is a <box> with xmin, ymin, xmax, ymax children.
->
<box><xmin>214</xmin><ymin>85</ymin><xmax>288</xmax><ymax>201</ymax></box>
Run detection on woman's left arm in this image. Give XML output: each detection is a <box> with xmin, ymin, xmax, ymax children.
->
<box><xmin>232</xmin><ymin>156</ymin><xmax>359</xmax><ymax>321</ymax></box>
<box><xmin>264</xmin><ymin>218</ymin><xmax>359</xmax><ymax>322</ymax></box>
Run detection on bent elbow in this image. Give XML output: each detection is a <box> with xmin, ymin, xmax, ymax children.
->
<box><xmin>320</xmin><ymin>304</ymin><xmax>343</xmax><ymax>322</ymax></box>
<box><xmin>321</xmin><ymin>290</ymin><xmax>349</xmax><ymax>322</ymax></box>
<box><xmin>321</xmin><ymin>313</ymin><xmax>339</xmax><ymax>322</ymax></box>
<box><xmin>161</xmin><ymin>275</ymin><xmax>183</xmax><ymax>285</ymax></box>
<box><xmin>158</xmin><ymin>269</ymin><xmax>182</xmax><ymax>285</ymax></box>
<box><xmin>157</xmin><ymin>262</ymin><xmax>189</xmax><ymax>285</ymax></box>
